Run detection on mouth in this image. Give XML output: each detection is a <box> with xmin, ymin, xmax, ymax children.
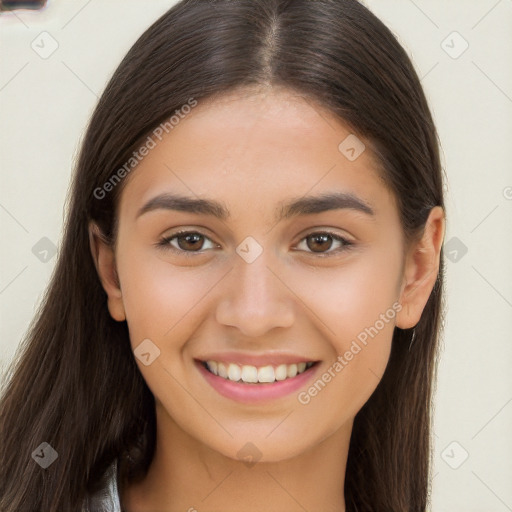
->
<box><xmin>194</xmin><ymin>353</ymin><xmax>322</xmax><ymax>403</ymax></box>
<box><xmin>199</xmin><ymin>359</ymin><xmax>318</xmax><ymax>384</ymax></box>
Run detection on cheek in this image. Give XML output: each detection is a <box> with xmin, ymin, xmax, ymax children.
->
<box><xmin>290</xmin><ymin>249</ymin><xmax>401</xmax><ymax>345</ymax></box>
<box><xmin>116</xmin><ymin>246</ymin><xmax>214</xmax><ymax>347</ymax></box>
<box><xmin>288</xmin><ymin>250</ymin><xmax>401</xmax><ymax>406</ymax></box>
<box><xmin>294</xmin><ymin>273</ymin><xmax>396</xmax><ymax>431</ymax></box>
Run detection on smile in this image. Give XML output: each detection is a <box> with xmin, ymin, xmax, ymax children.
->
<box><xmin>202</xmin><ymin>360</ymin><xmax>316</xmax><ymax>384</ymax></box>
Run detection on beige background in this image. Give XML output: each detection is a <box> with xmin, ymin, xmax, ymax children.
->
<box><xmin>1</xmin><ymin>1</ymin><xmax>511</xmax><ymax>510</ymax></box>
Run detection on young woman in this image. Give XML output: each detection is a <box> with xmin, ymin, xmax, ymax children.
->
<box><xmin>0</xmin><ymin>0</ymin><xmax>446</xmax><ymax>510</ymax></box>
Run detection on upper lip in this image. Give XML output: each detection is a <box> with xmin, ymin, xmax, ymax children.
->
<box><xmin>196</xmin><ymin>352</ymin><xmax>318</xmax><ymax>367</ymax></box>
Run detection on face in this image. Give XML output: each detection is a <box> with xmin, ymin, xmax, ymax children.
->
<box><xmin>91</xmin><ymin>86</ymin><xmax>435</xmax><ymax>464</ymax></box>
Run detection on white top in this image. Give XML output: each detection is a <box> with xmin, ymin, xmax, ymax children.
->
<box><xmin>82</xmin><ymin>460</ymin><xmax>122</xmax><ymax>512</ymax></box>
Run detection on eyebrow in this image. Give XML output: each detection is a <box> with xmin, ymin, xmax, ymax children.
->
<box><xmin>136</xmin><ymin>191</ymin><xmax>375</xmax><ymax>222</ymax></box>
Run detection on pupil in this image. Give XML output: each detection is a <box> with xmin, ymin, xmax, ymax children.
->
<box><xmin>181</xmin><ymin>234</ymin><xmax>202</xmax><ymax>250</ymax></box>
<box><xmin>309</xmin><ymin>234</ymin><xmax>331</xmax><ymax>252</ymax></box>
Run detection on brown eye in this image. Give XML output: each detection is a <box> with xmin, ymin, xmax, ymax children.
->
<box><xmin>175</xmin><ymin>232</ymin><xmax>205</xmax><ymax>251</ymax></box>
<box><xmin>157</xmin><ymin>231</ymin><xmax>217</xmax><ymax>254</ymax></box>
<box><xmin>296</xmin><ymin>231</ymin><xmax>353</xmax><ymax>256</ymax></box>
<box><xmin>306</xmin><ymin>233</ymin><xmax>334</xmax><ymax>252</ymax></box>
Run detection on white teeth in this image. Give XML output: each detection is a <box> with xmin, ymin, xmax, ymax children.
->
<box><xmin>204</xmin><ymin>360</ymin><xmax>314</xmax><ymax>383</ymax></box>
<box><xmin>241</xmin><ymin>365</ymin><xmax>258</xmax><ymax>383</ymax></box>
<box><xmin>208</xmin><ymin>360</ymin><xmax>218</xmax><ymax>375</ymax></box>
<box><xmin>258</xmin><ymin>365</ymin><xmax>275</xmax><ymax>383</ymax></box>
<box><xmin>228</xmin><ymin>364</ymin><xmax>241</xmax><ymax>382</ymax></box>
<box><xmin>217</xmin><ymin>362</ymin><xmax>228</xmax><ymax>378</ymax></box>
<box><xmin>287</xmin><ymin>364</ymin><xmax>297</xmax><ymax>378</ymax></box>
<box><xmin>275</xmin><ymin>364</ymin><xmax>288</xmax><ymax>381</ymax></box>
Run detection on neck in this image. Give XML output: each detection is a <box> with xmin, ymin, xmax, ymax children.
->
<box><xmin>121</xmin><ymin>408</ymin><xmax>351</xmax><ymax>512</ymax></box>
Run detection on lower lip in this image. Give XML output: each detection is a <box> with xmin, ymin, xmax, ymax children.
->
<box><xmin>195</xmin><ymin>360</ymin><xmax>320</xmax><ymax>404</ymax></box>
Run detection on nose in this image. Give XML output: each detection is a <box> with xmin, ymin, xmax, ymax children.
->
<box><xmin>215</xmin><ymin>251</ymin><xmax>295</xmax><ymax>338</ymax></box>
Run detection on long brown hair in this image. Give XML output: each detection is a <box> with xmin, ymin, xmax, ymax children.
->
<box><xmin>0</xmin><ymin>0</ymin><xmax>446</xmax><ymax>510</ymax></box>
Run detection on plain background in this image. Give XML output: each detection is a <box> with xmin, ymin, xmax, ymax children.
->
<box><xmin>1</xmin><ymin>1</ymin><xmax>511</xmax><ymax>510</ymax></box>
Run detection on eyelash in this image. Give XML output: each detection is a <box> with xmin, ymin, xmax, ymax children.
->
<box><xmin>156</xmin><ymin>229</ymin><xmax>354</xmax><ymax>258</ymax></box>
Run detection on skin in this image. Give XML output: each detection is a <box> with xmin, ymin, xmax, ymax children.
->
<box><xmin>89</xmin><ymin>85</ymin><xmax>445</xmax><ymax>512</ymax></box>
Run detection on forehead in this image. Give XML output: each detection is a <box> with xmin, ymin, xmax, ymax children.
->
<box><xmin>118</xmin><ymin>87</ymin><xmax>396</xmax><ymax>223</ymax></box>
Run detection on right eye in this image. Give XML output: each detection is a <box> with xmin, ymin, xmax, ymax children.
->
<box><xmin>156</xmin><ymin>230</ymin><xmax>219</xmax><ymax>255</ymax></box>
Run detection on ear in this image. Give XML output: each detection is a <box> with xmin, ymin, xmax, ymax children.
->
<box><xmin>88</xmin><ymin>221</ymin><xmax>126</xmax><ymax>322</ymax></box>
<box><xmin>396</xmin><ymin>206</ymin><xmax>445</xmax><ymax>329</ymax></box>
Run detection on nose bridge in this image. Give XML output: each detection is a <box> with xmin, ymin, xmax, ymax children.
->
<box><xmin>215</xmin><ymin>244</ymin><xmax>295</xmax><ymax>336</ymax></box>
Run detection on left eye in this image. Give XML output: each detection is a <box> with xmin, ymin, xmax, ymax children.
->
<box><xmin>157</xmin><ymin>230</ymin><xmax>353</xmax><ymax>256</ymax></box>
<box><xmin>295</xmin><ymin>232</ymin><xmax>353</xmax><ymax>255</ymax></box>
<box><xmin>157</xmin><ymin>231</ymin><xmax>218</xmax><ymax>253</ymax></box>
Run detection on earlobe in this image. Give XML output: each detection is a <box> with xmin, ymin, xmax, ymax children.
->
<box><xmin>88</xmin><ymin>221</ymin><xmax>126</xmax><ymax>322</ymax></box>
<box><xmin>396</xmin><ymin>206</ymin><xmax>445</xmax><ymax>330</ymax></box>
